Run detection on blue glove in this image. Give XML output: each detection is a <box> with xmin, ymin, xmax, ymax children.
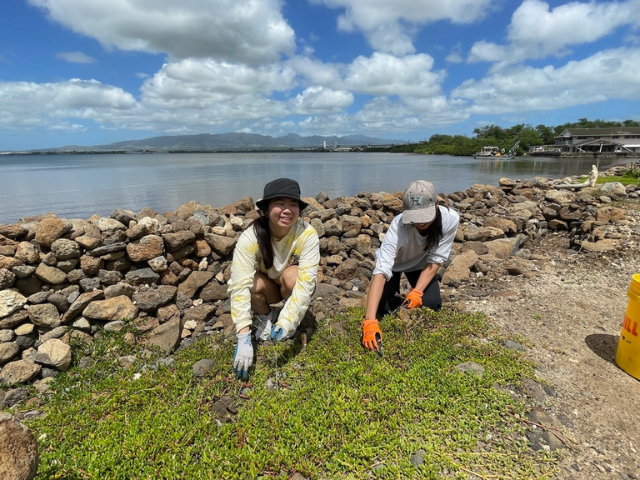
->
<box><xmin>270</xmin><ymin>324</ymin><xmax>291</xmax><ymax>342</ymax></box>
<box><xmin>233</xmin><ymin>333</ymin><xmax>253</xmax><ymax>379</ymax></box>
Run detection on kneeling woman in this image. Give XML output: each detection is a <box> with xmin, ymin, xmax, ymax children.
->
<box><xmin>228</xmin><ymin>178</ymin><xmax>320</xmax><ymax>378</ymax></box>
<box><xmin>362</xmin><ymin>180</ymin><xmax>459</xmax><ymax>354</ymax></box>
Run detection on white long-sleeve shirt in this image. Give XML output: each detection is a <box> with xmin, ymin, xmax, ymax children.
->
<box><xmin>227</xmin><ymin>219</ymin><xmax>320</xmax><ymax>334</ymax></box>
<box><xmin>372</xmin><ymin>206</ymin><xmax>459</xmax><ymax>281</ymax></box>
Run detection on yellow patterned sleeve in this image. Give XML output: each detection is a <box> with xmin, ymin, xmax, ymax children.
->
<box><xmin>276</xmin><ymin>225</ymin><xmax>320</xmax><ymax>335</ymax></box>
<box><xmin>227</xmin><ymin>230</ymin><xmax>260</xmax><ymax>333</ymax></box>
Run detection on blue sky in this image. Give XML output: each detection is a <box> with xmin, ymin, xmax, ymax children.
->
<box><xmin>1</xmin><ymin>0</ymin><xmax>640</xmax><ymax>151</ymax></box>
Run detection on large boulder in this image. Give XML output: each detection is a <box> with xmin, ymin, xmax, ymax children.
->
<box><xmin>35</xmin><ymin>339</ymin><xmax>72</xmax><ymax>371</ymax></box>
<box><xmin>34</xmin><ymin>264</ymin><xmax>67</xmax><ymax>285</ymax></box>
<box><xmin>177</xmin><ymin>271</ymin><xmax>214</xmax><ymax>298</ymax></box>
<box><xmin>13</xmin><ymin>243</ymin><xmax>39</xmax><ymax>264</ymax></box>
<box><xmin>442</xmin><ymin>250</ymin><xmax>478</xmax><ymax>285</ymax></box>
<box><xmin>34</xmin><ymin>218</ymin><xmax>71</xmax><ymax>248</ymax></box>
<box><xmin>50</xmin><ymin>238</ymin><xmax>82</xmax><ymax>260</ymax></box>
<box><xmin>61</xmin><ymin>290</ymin><xmax>104</xmax><ymax>323</ymax></box>
<box><xmin>0</xmin><ymin>360</ymin><xmax>41</xmax><ymax>387</ymax></box>
<box><xmin>144</xmin><ymin>316</ymin><xmax>181</xmax><ymax>354</ymax></box>
<box><xmin>132</xmin><ymin>286</ymin><xmax>177</xmax><ymax>312</ymax></box>
<box><xmin>126</xmin><ymin>235</ymin><xmax>165</xmax><ymax>262</ymax></box>
<box><xmin>204</xmin><ymin>234</ymin><xmax>236</xmax><ymax>256</ymax></box>
<box><xmin>83</xmin><ymin>296</ymin><xmax>139</xmax><ymax>322</ymax></box>
<box><xmin>27</xmin><ymin>303</ymin><xmax>61</xmax><ymax>329</ymax></box>
<box><xmin>0</xmin><ymin>290</ymin><xmax>27</xmax><ymax>318</ymax></box>
<box><xmin>0</xmin><ymin>414</ymin><xmax>38</xmax><ymax>480</ymax></box>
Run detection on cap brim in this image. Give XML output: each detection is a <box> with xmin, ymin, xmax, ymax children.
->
<box><xmin>402</xmin><ymin>205</ymin><xmax>436</xmax><ymax>224</ymax></box>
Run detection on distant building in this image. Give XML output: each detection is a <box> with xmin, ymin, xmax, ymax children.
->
<box><xmin>555</xmin><ymin>127</ymin><xmax>640</xmax><ymax>154</ymax></box>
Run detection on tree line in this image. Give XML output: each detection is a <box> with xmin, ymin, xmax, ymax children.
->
<box><xmin>390</xmin><ymin>118</ymin><xmax>640</xmax><ymax>156</ymax></box>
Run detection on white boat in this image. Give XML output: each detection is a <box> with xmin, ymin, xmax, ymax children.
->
<box><xmin>474</xmin><ymin>141</ymin><xmax>520</xmax><ymax>159</ymax></box>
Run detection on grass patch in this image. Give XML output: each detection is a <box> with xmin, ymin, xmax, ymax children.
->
<box><xmin>596</xmin><ymin>168</ymin><xmax>640</xmax><ymax>186</ymax></box>
<box><xmin>28</xmin><ymin>308</ymin><xmax>559</xmax><ymax>479</ymax></box>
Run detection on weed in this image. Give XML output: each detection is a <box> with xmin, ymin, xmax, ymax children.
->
<box><xmin>27</xmin><ymin>307</ymin><xmax>559</xmax><ymax>479</ymax></box>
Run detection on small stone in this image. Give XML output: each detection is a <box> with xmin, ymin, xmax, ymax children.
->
<box><xmin>14</xmin><ymin>324</ymin><xmax>35</xmax><ymax>336</ymax></box>
<box><xmin>455</xmin><ymin>361</ymin><xmax>485</xmax><ymax>377</ymax></box>
<box><xmin>4</xmin><ymin>387</ymin><xmax>29</xmax><ymax>407</ymax></box>
<box><xmin>0</xmin><ymin>290</ymin><xmax>27</xmax><ymax>318</ymax></box>
<box><xmin>104</xmin><ymin>321</ymin><xmax>124</xmax><ymax>332</ymax></box>
<box><xmin>504</xmin><ymin>339</ymin><xmax>525</xmax><ymax>351</ymax></box>
<box><xmin>192</xmin><ymin>359</ymin><xmax>216</xmax><ymax>377</ymax></box>
<box><xmin>0</xmin><ymin>342</ymin><xmax>20</xmax><ymax>365</ymax></box>
<box><xmin>0</xmin><ymin>329</ymin><xmax>15</xmax><ymax>342</ymax></box>
<box><xmin>72</xmin><ymin>317</ymin><xmax>91</xmax><ymax>332</ymax></box>
<box><xmin>40</xmin><ymin>327</ymin><xmax>67</xmax><ymax>344</ymax></box>
<box><xmin>410</xmin><ymin>449</ymin><xmax>426</xmax><ymax>467</ymax></box>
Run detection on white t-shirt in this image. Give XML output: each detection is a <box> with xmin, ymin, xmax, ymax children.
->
<box><xmin>372</xmin><ymin>206</ymin><xmax>459</xmax><ymax>281</ymax></box>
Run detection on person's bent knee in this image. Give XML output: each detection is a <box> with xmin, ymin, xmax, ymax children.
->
<box><xmin>252</xmin><ymin>272</ymin><xmax>281</xmax><ymax>305</ymax></box>
<box><xmin>279</xmin><ymin>266</ymin><xmax>298</xmax><ymax>299</ymax></box>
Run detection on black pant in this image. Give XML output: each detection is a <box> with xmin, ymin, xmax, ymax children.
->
<box><xmin>377</xmin><ymin>270</ymin><xmax>442</xmax><ymax>317</ymax></box>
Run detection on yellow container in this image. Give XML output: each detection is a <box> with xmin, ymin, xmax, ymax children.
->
<box><xmin>615</xmin><ymin>274</ymin><xmax>640</xmax><ymax>380</ymax></box>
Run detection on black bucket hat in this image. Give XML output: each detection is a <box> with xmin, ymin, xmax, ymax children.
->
<box><xmin>256</xmin><ymin>178</ymin><xmax>309</xmax><ymax>212</ymax></box>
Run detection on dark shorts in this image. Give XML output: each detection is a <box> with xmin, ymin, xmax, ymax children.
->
<box><xmin>377</xmin><ymin>270</ymin><xmax>442</xmax><ymax>317</ymax></box>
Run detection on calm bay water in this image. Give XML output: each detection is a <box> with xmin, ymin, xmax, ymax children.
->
<box><xmin>0</xmin><ymin>152</ymin><xmax>631</xmax><ymax>224</ymax></box>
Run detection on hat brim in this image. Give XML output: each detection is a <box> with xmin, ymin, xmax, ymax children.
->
<box><xmin>256</xmin><ymin>196</ymin><xmax>309</xmax><ymax>212</ymax></box>
<box><xmin>402</xmin><ymin>205</ymin><xmax>436</xmax><ymax>224</ymax></box>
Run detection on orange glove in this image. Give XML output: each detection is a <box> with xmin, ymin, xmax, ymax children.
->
<box><xmin>361</xmin><ymin>319</ymin><xmax>383</xmax><ymax>354</ymax></box>
<box><xmin>404</xmin><ymin>289</ymin><xmax>423</xmax><ymax>309</ymax></box>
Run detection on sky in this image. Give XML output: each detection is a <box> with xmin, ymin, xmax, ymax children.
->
<box><xmin>1</xmin><ymin>0</ymin><xmax>640</xmax><ymax>151</ymax></box>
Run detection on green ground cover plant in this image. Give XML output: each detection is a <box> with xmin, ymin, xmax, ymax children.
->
<box><xmin>597</xmin><ymin>168</ymin><xmax>640</xmax><ymax>186</ymax></box>
<box><xmin>29</xmin><ymin>308</ymin><xmax>559</xmax><ymax>479</ymax></box>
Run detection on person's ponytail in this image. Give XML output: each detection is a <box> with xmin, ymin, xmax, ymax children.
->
<box><xmin>252</xmin><ymin>214</ymin><xmax>274</xmax><ymax>269</ymax></box>
<box><xmin>423</xmin><ymin>205</ymin><xmax>444</xmax><ymax>252</ymax></box>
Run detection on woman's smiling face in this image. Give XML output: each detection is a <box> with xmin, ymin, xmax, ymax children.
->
<box><xmin>268</xmin><ymin>197</ymin><xmax>300</xmax><ymax>231</ymax></box>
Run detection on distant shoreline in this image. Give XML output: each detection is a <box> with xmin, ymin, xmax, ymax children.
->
<box><xmin>3</xmin><ymin>149</ymin><xmax>639</xmax><ymax>160</ymax></box>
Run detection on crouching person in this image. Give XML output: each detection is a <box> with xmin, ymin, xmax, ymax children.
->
<box><xmin>227</xmin><ymin>178</ymin><xmax>320</xmax><ymax>379</ymax></box>
<box><xmin>362</xmin><ymin>180</ymin><xmax>459</xmax><ymax>355</ymax></box>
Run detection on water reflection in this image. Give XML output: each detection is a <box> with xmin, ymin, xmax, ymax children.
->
<box><xmin>0</xmin><ymin>152</ymin><xmax>630</xmax><ymax>224</ymax></box>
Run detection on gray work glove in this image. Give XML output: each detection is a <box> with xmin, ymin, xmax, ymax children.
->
<box><xmin>233</xmin><ymin>332</ymin><xmax>253</xmax><ymax>379</ymax></box>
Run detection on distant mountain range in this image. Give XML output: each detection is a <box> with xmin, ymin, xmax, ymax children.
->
<box><xmin>38</xmin><ymin>133</ymin><xmax>405</xmax><ymax>152</ymax></box>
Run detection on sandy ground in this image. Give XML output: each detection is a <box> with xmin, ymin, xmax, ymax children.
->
<box><xmin>456</xmin><ymin>228</ymin><xmax>640</xmax><ymax>479</ymax></box>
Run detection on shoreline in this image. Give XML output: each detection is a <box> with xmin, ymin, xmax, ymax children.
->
<box><xmin>2</xmin><ymin>161</ymin><xmax>637</xmax><ymax>227</ymax></box>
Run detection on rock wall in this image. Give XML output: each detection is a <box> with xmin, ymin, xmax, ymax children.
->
<box><xmin>0</xmin><ymin>165</ymin><xmax>639</xmax><ymax>396</ymax></box>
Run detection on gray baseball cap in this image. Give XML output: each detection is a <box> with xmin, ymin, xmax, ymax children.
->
<box><xmin>402</xmin><ymin>180</ymin><xmax>438</xmax><ymax>224</ymax></box>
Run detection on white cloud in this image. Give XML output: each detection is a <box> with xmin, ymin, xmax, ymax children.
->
<box><xmin>27</xmin><ymin>0</ymin><xmax>296</xmax><ymax>65</ymax></box>
<box><xmin>312</xmin><ymin>0</ymin><xmax>494</xmax><ymax>53</ymax></box>
<box><xmin>288</xmin><ymin>52</ymin><xmax>444</xmax><ymax>98</ymax></box>
<box><xmin>366</xmin><ymin>22</ymin><xmax>417</xmax><ymax>56</ymax></box>
<box><xmin>140</xmin><ymin>59</ymin><xmax>296</xmax><ymax>108</ymax></box>
<box><xmin>343</xmin><ymin>53</ymin><xmax>444</xmax><ymax>97</ymax></box>
<box><xmin>48</xmin><ymin>123</ymin><xmax>87</xmax><ymax>132</ymax></box>
<box><xmin>468</xmin><ymin>41</ymin><xmax>509</xmax><ymax>63</ymax></box>
<box><xmin>445</xmin><ymin>43</ymin><xmax>463</xmax><ymax>63</ymax></box>
<box><xmin>453</xmin><ymin>47</ymin><xmax>640</xmax><ymax>114</ymax></box>
<box><xmin>469</xmin><ymin>0</ymin><xmax>640</xmax><ymax>64</ymax></box>
<box><xmin>55</xmin><ymin>51</ymin><xmax>96</xmax><ymax>63</ymax></box>
<box><xmin>289</xmin><ymin>87</ymin><xmax>353</xmax><ymax>114</ymax></box>
<box><xmin>0</xmin><ymin>79</ymin><xmax>137</xmax><ymax>131</ymax></box>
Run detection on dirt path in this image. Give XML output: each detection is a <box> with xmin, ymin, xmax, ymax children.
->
<box><xmin>457</xmin><ymin>232</ymin><xmax>640</xmax><ymax>479</ymax></box>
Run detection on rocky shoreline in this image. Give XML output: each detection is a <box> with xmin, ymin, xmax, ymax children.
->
<box><xmin>0</xmin><ymin>164</ymin><xmax>638</xmax><ymax>397</ymax></box>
